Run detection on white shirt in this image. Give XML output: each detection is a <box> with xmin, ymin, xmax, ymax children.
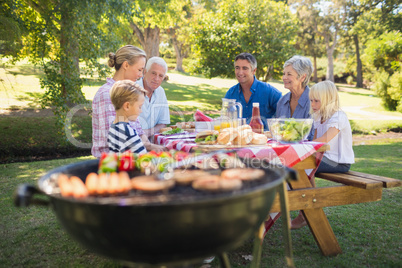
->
<box><xmin>136</xmin><ymin>78</ymin><xmax>170</xmax><ymax>130</ymax></box>
<box><xmin>314</xmin><ymin>111</ymin><xmax>355</xmax><ymax>164</ymax></box>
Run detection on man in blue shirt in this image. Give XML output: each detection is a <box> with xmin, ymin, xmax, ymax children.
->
<box><xmin>225</xmin><ymin>53</ymin><xmax>282</xmax><ymax>130</ymax></box>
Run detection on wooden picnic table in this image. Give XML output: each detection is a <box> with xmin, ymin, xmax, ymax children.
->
<box><xmin>153</xmin><ymin>133</ymin><xmax>401</xmax><ymax>262</ymax></box>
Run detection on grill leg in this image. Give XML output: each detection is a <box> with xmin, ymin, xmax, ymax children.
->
<box><xmin>278</xmin><ymin>182</ymin><xmax>295</xmax><ymax>268</ymax></box>
<box><xmin>218</xmin><ymin>252</ymin><xmax>231</xmax><ymax>268</ymax></box>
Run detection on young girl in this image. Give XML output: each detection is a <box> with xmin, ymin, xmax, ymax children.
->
<box><xmin>107</xmin><ymin>80</ymin><xmax>147</xmax><ymax>154</ymax></box>
<box><xmin>310</xmin><ymin>80</ymin><xmax>354</xmax><ymax>173</ymax></box>
<box><xmin>291</xmin><ymin>80</ymin><xmax>354</xmax><ymax>230</ymax></box>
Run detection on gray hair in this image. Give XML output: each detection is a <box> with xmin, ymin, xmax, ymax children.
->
<box><xmin>234</xmin><ymin>53</ymin><xmax>257</xmax><ymax>70</ymax></box>
<box><xmin>284</xmin><ymin>55</ymin><xmax>313</xmax><ymax>88</ymax></box>
<box><xmin>146</xmin><ymin>57</ymin><xmax>168</xmax><ymax>75</ymax></box>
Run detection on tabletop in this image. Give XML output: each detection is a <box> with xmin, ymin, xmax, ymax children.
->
<box><xmin>153</xmin><ymin>132</ymin><xmax>326</xmax><ymax>174</ymax></box>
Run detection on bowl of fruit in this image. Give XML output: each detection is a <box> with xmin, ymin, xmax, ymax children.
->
<box><xmin>267</xmin><ymin>118</ymin><xmax>313</xmax><ymax>143</ymax></box>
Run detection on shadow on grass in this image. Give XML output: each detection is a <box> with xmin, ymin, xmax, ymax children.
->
<box><xmin>5</xmin><ymin>64</ymin><xmax>44</xmax><ymax>79</ymax></box>
<box><xmin>13</xmin><ymin>92</ymin><xmax>44</xmax><ymax>109</ymax></box>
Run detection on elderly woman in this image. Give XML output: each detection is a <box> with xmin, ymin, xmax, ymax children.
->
<box><xmin>276</xmin><ymin>55</ymin><xmax>313</xmax><ymax>119</ymax></box>
<box><xmin>275</xmin><ymin>56</ymin><xmax>314</xmax><ymax>230</ymax></box>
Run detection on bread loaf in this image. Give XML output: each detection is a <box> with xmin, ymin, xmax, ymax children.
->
<box><xmin>217</xmin><ymin>128</ymin><xmax>238</xmax><ymax>145</ymax></box>
<box><xmin>251</xmin><ymin>133</ymin><xmax>268</xmax><ymax>145</ymax></box>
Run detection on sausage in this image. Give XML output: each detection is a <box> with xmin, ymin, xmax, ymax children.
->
<box><xmin>58</xmin><ymin>174</ymin><xmax>73</xmax><ymax>197</ymax></box>
<box><xmin>70</xmin><ymin>176</ymin><xmax>89</xmax><ymax>198</ymax></box>
<box><xmin>118</xmin><ymin>171</ymin><xmax>132</xmax><ymax>194</ymax></box>
<box><xmin>85</xmin><ymin>172</ymin><xmax>99</xmax><ymax>195</ymax></box>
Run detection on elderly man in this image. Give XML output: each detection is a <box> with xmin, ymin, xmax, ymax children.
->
<box><xmin>225</xmin><ymin>53</ymin><xmax>282</xmax><ymax>130</ymax></box>
<box><xmin>137</xmin><ymin>57</ymin><xmax>170</xmax><ymax>137</ymax></box>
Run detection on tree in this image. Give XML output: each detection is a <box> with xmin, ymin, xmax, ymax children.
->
<box><xmin>365</xmin><ymin>31</ymin><xmax>402</xmax><ymax>111</ymax></box>
<box><xmin>190</xmin><ymin>0</ymin><xmax>297</xmax><ymax>81</ymax></box>
<box><xmin>5</xmin><ymin>0</ymin><xmax>130</xmax><ymax>136</ymax></box>
<box><xmin>291</xmin><ymin>0</ymin><xmax>348</xmax><ymax>83</ymax></box>
<box><xmin>293</xmin><ymin>2</ymin><xmax>325</xmax><ymax>82</ymax></box>
<box><xmin>343</xmin><ymin>0</ymin><xmax>402</xmax><ymax>88</ymax></box>
<box><xmin>130</xmin><ymin>0</ymin><xmax>190</xmax><ymax>59</ymax></box>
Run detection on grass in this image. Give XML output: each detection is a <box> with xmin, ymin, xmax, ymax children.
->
<box><xmin>0</xmin><ymin>140</ymin><xmax>400</xmax><ymax>267</ymax></box>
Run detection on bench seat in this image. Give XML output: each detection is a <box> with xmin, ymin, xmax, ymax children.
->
<box><xmin>316</xmin><ymin>171</ymin><xmax>401</xmax><ymax>189</ymax></box>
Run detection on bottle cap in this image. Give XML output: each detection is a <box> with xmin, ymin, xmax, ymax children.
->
<box><xmin>253</xmin><ymin>102</ymin><xmax>259</xmax><ymax>107</ymax></box>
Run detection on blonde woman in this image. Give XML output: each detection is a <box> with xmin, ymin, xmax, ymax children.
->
<box><xmin>92</xmin><ymin>45</ymin><xmax>165</xmax><ymax>157</ymax></box>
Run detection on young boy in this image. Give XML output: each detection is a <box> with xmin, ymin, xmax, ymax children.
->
<box><xmin>107</xmin><ymin>80</ymin><xmax>147</xmax><ymax>154</ymax></box>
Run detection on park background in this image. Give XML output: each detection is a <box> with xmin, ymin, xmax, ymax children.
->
<box><xmin>0</xmin><ymin>0</ymin><xmax>401</xmax><ymax>267</ymax></box>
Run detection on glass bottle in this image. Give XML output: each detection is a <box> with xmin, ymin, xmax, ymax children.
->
<box><xmin>249</xmin><ymin>102</ymin><xmax>263</xmax><ymax>134</ymax></box>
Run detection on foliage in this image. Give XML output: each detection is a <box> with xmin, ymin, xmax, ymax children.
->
<box><xmin>366</xmin><ymin>31</ymin><xmax>402</xmax><ymax>111</ymax></box>
<box><xmin>189</xmin><ymin>0</ymin><xmax>297</xmax><ymax>81</ymax></box>
<box><xmin>3</xmin><ymin>0</ymin><xmax>130</xmax><ymax>137</ymax></box>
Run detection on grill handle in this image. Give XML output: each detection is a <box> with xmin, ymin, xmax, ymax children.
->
<box><xmin>14</xmin><ymin>184</ymin><xmax>50</xmax><ymax>207</ymax></box>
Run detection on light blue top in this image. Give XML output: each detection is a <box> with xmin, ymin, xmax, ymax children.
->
<box><xmin>137</xmin><ymin>78</ymin><xmax>170</xmax><ymax>130</ymax></box>
<box><xmin>275</xmin><ymin>86</ymin><xmax>313</xmax><ymax>140</ymax></box>
<box><xmin>225</xmin><ymin>76</ymin><xmax>282</xmax><ymax>130</ymax></box>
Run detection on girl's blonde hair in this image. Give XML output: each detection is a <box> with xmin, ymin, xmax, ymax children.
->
<box><xmin>108</xmin><ymin>45</ymin><xmax>146</xmax><ymax>71</ymax></box>
<box><xmin>309</xmin><ymin>80</ymin><xmax>340</xmax><ymax>122</ymax></box>
<box><xmin>110</xmin><ymin>80</ymin><xmax>146</xmax><ymax>110</ymax></box>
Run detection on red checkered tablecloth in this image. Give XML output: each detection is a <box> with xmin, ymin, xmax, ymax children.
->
<box><xmin>154</xmin><ymin>133</ymin><xmax>324</xmax><ymax>170</ymax></box>
<box><xmin>154</xmin><ymin>132</ymin><xmax>325</xmax><ymax>238</ymax></box>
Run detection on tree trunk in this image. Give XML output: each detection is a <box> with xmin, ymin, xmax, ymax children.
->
<box><xmin>59</xmin><ymin>5</ymin><xmax>83</xmax><ymax>105</ymax></box>
<box><xmin>326</xmin><ymin>47</ymin><xmax>334</xmax><ymax>82</ymax></box>
<box><xmin>353</xmin><ymin>34</ymin><xmax>363</xmax><ymax>88</ymax></box>
<box><xmin>168</xmin><ymin>28</ymin><xmax>185</xmax><ymax>72</ymax></box>
<box><xmin>130</xmin><ymin>22</ymin><xmax>160</xmax><ymax>58</ymax></box>
<box><xmin>313</xmin><ymin>55</ymin><xmax>318</xmax><ymax>82</ymax></box>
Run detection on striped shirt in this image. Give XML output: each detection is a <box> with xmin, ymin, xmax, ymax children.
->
<box><xmin>107</xmin><ymin>122</ymin><xmax>147</xmax><ymax>154</ymax></box>
<box><xmin>91</xmin><ymin>78</ymin><xmax>145</xmax><ymax>158</ymax></box>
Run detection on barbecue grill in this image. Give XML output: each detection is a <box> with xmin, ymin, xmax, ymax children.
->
<box><xmin>15</xmin><ymin>157</ymin><xmax>295</xmax><ymax>267</ymax></box>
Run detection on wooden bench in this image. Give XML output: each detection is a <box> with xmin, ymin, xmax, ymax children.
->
<box><xmin>316</xmin><ymin>171</ymin><xmax>401</xmax><ymax>189</ymax></box>
<box><xmin>268</xmin><ymin>155</ymin><xmax>401</xmax><ymax>257</ymax></box>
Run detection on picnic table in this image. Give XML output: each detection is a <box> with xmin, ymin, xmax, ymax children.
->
<box><xmin>153</xmin><ymin>132</ymin><xmax>401</xmax><ymax>259</ymax></box>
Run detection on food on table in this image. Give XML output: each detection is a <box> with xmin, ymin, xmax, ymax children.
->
<box><xmin>161</xmin><ymin>127</ymin><xmax>185</xmax><ymax>135</ymax></box>
<box><xmin>192</xmin><ymin>175</ymin><xmax>243</xmax><ymax>192</ymax></box>
<box><xmin>217</xmin><ymin>128</ymin><xmax>238</xmax><ymax>145</ymax></box>
<box><xmin>131</xmin><ymin>175</ymin><xmax>175</xmax><ymax>192</ymax></box>
<box><xmin>194</xmin><ymin>109</ymin><xmax>213</xmax><ymax>122</ymax></box>
<box><xmin>159</xmin><ymin>127</ymin><xmax>172</xmax><ymax>133</ymax></box>
<box><xmin>268</xmin><ymin>118</ymin><xmax>313</xmax><ymax>142</ymax></box>
<box><xmin>172</xmin><ymin>169</ymin><xmax>210</xmax><ymax>185</ymax></box>
<box><xmin>232</xmin><ymin>129</ymin><xmax>253</xmax><ymax>145</ymax></box>
<box><xmin>221</xmin><ymin>168</ymin><xmax>265</xmax><ymax>181</ymax></box>
<box><xmin>250</xmin><ymin>133</ymin><xmax>268</xmax><ymax>145</ymax></box>
<box><xmin>195</xmin><ymin>130</ymin><xmax>219</xmax><ymax>145</ymax></box>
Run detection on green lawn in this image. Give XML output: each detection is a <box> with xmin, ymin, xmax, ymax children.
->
<box><xmin>0</xmin><ymin>141</ymin><xmax>401</xmax><ymax>267</ymax></box>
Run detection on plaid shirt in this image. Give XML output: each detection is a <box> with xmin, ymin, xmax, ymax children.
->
<box><xmin>91</xmin><ymin>78</ymin><xmax>144</xmax><ymax>158</ymax></box>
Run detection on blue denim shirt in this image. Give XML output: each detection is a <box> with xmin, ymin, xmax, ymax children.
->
<box><xmin>275</xmin><ymin>86</ymin><xmax>314</xmax><ymax>140</ymax></box>
<box><xmin>225</xmin><ymin>77</ymin><xmax>282</xmax><ymax>130</ymax></box>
